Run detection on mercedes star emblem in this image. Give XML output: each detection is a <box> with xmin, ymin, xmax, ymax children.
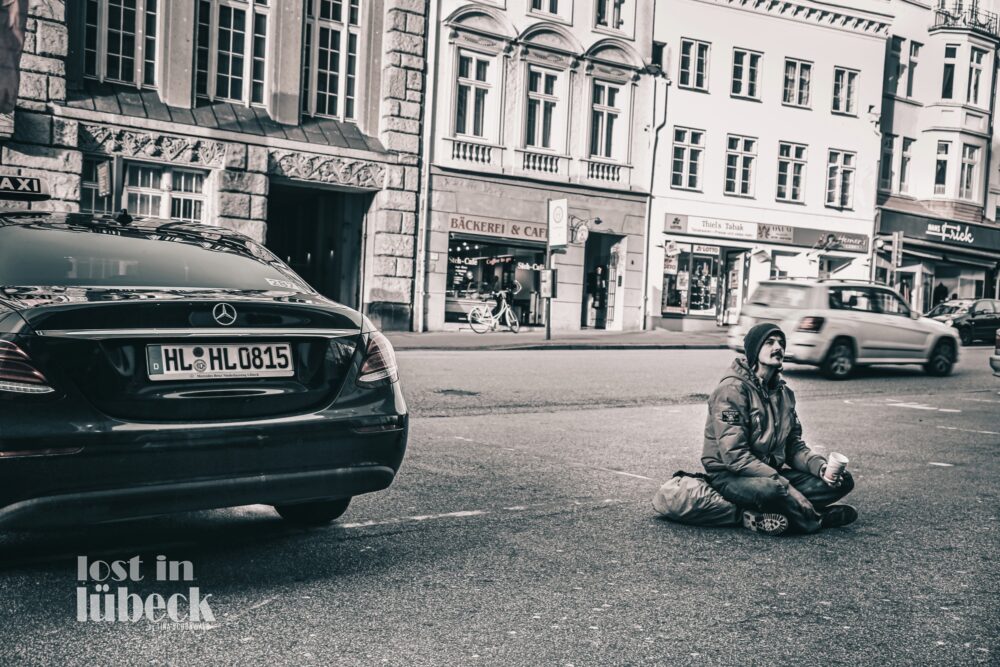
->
<box><xmin>212</xmin><ymin>303</ymin><xmax>237</xmax><ymax>326</ymax></box>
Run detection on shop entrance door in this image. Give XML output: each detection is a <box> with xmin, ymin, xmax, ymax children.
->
<box><xmin>265</xmin><ymin>184</ymin><xmax>369</xmax><ymax>309</ymax></box>
<box><xmin>720</xmin><ymin>251</ymin><xmax>747</xmax><ymax>326</ymax></box>
<box><xmin>581</xmin><ymin>232</ymin><xmax>624</xmax><ymax>329</ymax></box>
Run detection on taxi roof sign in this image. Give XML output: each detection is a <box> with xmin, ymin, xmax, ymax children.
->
<box><xmin>0</xmin><ymin>175</ymin><xmax>50</xmax><ymax>201</ymax></box>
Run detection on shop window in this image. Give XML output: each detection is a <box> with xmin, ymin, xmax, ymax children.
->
<box><xmin>776</xmin><ymin>141</ymin><xmax>806</xmax><ymax>203</ymax></box>
<box><xmin>590</xmin><ymin>81</ymin><xmax>622</xmax><ymax>159</ymax></box>
<box><xmin>525</xmin><ymin>66</ymin><xmax>562</xmax><ymax>150</ymax></box>
<box><xmin>661</xmin><ymin>247</ymin><xmax>720</xmax><ymax>316</ymax></box>
<box><xmin>446</xmin><ymin>235</ymin><xmax>546</xmax><ymax>326</ymax></box>
<box><xmin>83</xmin><ymin>0</ymin><xmax>159</xmax><ymax>87</ymax></box>
<box><xmin>731</xmin><ymin>48</ymin><xmax>760</xmax><ymax>100</ymax></box>
<box><xmin>825</xmin><ymin>150</ymin><xmax>855</xmax><ymax>209</ymax></box>
<box><xmin>454</xmin><ymin>51</ymin><xmax>493</xmax><ymax>139</ymax></box>
<box><xmin>679</xmin><ymin>39</ymin><xmax>710</xmax><ymax>91</ymax></box>
<box><xmin>724</xmin><ymin>134</ymin><xmax>756</xmax><ymax>197</ymax></box>
<box><xmin>671</xmin><ymin>127</ymin><xmax>704</xmax><ymax>190</ymax></box>
<box><xmin>196</xmin><ymin>0</ymin><xmax>270</xmax><ymax>106</ymax></box>
<box><xmin>782</xmin><ymin>58</ymin><xmax>811</xmax><ymax>108</ymax></box>
<box><xmin>832</xmin><ymin>67</ymin><xmax>858</xmax><ymax>115</ymax></box>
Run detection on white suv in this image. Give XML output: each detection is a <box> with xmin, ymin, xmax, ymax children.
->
<box><xmin>728</xmin><ymin>279</ymin><xmax>961</xmax><ymax>379</ymax></box>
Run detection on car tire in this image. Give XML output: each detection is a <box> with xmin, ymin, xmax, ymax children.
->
<box><xmin>274</xmin><ymin>497</ymin><xmax>352</xmax><ymax>525</ymax></box>
<box><xmin>821</xmin><ymin>339</ymin><xmax>855</xmax><ymax>380</ymax></box>
<box><xmin>958</xmin><ymin>327</ymin><xmax>973</xmax><ymax>346</ymax></box>
<box><xmin>924</xmin><ymin>340</ymin><xmax>956</xmax><ymax>377</ymax></box>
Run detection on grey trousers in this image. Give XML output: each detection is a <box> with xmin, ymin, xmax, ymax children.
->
<box><xmin>708</xmin><ymin>468</ymin><xmax>855</xmax><ymax>533</ymax></box>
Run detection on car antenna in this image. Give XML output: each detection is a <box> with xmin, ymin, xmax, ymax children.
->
<box><xmin>114</xmin><ymin>208</ymin><xmax>133</xmax><ymax>225</ymax></box>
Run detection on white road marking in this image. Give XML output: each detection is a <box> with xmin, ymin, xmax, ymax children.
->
<box><xmin>597</xmin><ymin>468</ymin><xmax>655</xmax><ymax>481</ymax></box>
<box><xmin>339</xmin><ymin>509</ymin><xmax>489</xmax><ymax>529</ymax></box>
<box><xmin>928</xmin><ymin>462</ymin><xmax>954</xmax><ymax>467</ymax></box>
<box><xmin>958</xmin><ymin>397</ymin><xmax>1000</xmax><ymax>404</ymax></box>
<box><xmin>888</xmin><ymin>403</ymin><xmax>938</xmax><ymax>411</ymax></box>
<box><xmin>937</xmin><ymin>426</ymin><xmax>1000</xmax><ymax>436</ymax></box>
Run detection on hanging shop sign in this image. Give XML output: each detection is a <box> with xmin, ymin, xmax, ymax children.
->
<box><xmin>449</xmin><ymin>214</ymin><xmax>549</xmax><ymax>243</ymax></box>
<box><xmin>548</xmin><ymin>199</ymin><xmax>569</xmax><ymax>248</ymax></box>
<box><xmin>756</xmin><ymin>223</ymin><xmax>795</xmax><ymax>243</ymax></box>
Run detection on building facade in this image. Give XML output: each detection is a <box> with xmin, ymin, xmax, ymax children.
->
<box><xmin>418</xmin><ymin>0</ymin><xmax>660</xmax><ymax>332</ymax></box>
<box><xmin>648</xmin><ymin>0</ymin><xmax>892</xmax><ymax>330</ymax></box>
<box><xmin>876</xmin><ymin>0</ymin><xmax>1000</xmax><ymax>311</ymax></box>
<box><xmin>1</xmin><ymin>0</ymin><xmax>427</xmax><ymax>331</ymax></box>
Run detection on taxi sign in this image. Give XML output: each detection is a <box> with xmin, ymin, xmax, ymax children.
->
<box><xmin>0</xmin><ymin>175</ymin><xmax>50</xmax><ymax>201</ymax></box>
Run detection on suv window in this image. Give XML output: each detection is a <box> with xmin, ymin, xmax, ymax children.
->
<box><xmin>829</xmin><ymin>287</ymin><xmax>875</xmax><ymax>312</ymax></box>
<box><xmin>749</xmin><ymin>284</ymin><xmax>811</xmax><ymax>308</ymax></box>
<box><xmin>870</xmin><ymin>289</ymin><xmax>911</xmax><ymax>317</ymax></box>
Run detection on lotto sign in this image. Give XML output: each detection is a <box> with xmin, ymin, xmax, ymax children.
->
<box><xmin>548</xmin><ymin>199</ymin><xmax>568</xmax><ymax>248</ymax></box>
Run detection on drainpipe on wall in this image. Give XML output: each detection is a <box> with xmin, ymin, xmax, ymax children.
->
<box><xmin>413</xmin><ymin>0</ymin><xmax>441</xmax><ymax>332</ymax></box>
<box><xmin>640</xmin><ymin>71</ymin><xmax>670</xmax><ymax>330</ymax></box>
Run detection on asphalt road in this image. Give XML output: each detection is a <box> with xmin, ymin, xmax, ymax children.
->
<box><xmin>0</xmin><ymin>347</ymin><xmax>997</xmax><ymax>666</ymax></box>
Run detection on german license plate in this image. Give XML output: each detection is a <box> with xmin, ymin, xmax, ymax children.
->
<box><xmin>146</xmin><ymin>343</ymin><xmax>294</xmax><ymax>381</ymax></box>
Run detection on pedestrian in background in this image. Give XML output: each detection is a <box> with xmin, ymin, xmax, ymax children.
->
<box><xmin>701</xmin><ymin>323</ymin><xmax>858</xmax><ymax>535</ymax></box>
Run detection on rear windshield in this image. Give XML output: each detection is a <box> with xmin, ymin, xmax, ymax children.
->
<box><xmin>0</xmin><ymin>224</ymin><xmax>312</xmax><ymax>293</ymax></box>
<box><xmin>926</xmin><ymin>302</ymin><xmax>971</xmax><ymax>316</ymax></box>
<box><xmin>748</xmin><ymin>284</ymin><xmax>811</xmax><ymax>308</ymax></box>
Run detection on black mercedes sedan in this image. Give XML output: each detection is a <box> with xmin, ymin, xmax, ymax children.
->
<box><xmin>0</xmin><ymin>211</ymin><xmax>407</xmax><ymax>528</ymax></box>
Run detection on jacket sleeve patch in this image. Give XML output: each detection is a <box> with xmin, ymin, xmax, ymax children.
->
<box><xmin>720</xmin><ymin>410</ymin><xmax>742</xmax><ymax>424</ymax></box>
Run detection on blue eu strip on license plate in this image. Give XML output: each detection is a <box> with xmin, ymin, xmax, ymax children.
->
<box><xmin>147</xmin><ymin>343</ymin><xmax>294</xmax><ymax>381</ymax></box>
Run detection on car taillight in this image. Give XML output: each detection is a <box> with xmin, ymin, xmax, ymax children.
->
<box><xmin>0</xmin><ymin>339</ymin><xmax>55</xmax><ymax>394</ymax></box>
<box><xmin>797</xmin><ymin>316</ymin><xmax>825</xmax><ymax>333</ymax></box>
<box><xmin>995</xmin><ymin>330</ymin><xmax>1000</xmax><ymax>355</ymax></box>
<box><xmin>357</xmin><ymin>331</ymin><xmax>398</xmax><ymax>387</ymax></box>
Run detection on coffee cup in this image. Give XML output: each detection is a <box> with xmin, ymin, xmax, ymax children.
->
<box><xmin>823</xmin><ymin>452</ymin><xmax>849</xmax><ymax>484</ymax></box>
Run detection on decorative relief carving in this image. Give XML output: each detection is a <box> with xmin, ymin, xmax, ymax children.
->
<box><xmin>714</xmin><ymin>0</ymin><xmax>889</xmax><ymax>36</ymax></box>
<box><xmin>269</xmin><ymin>151</ymin><xmax>385</xmax><ymax>190</ymax></box>
<box><xmin>79</xmin><ymin>124</ymin><xmax>226</xmax><ymax>166</ymax></box>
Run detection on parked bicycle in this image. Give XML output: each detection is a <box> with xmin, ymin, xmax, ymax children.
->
<box><xmin>468</xmin><ymin>282</ymin><xmax>521</xmax><ymax>334</ymax></box>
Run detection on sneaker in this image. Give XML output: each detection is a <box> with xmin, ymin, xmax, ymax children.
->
<box><xmin>742</xmin><ymin>510</ymin><xmax>789</xmax><ymax>536</ymax></box>
<box><xmin>820</xmin><ymin>504</ymin><xmax>858</xmax><ymax>529</ymax></box>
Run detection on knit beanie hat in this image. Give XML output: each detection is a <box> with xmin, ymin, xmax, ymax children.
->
<box><xmin>744</xmin><ymin>322</ymin><xmax>786</xmax><ymax>368</ymax></box>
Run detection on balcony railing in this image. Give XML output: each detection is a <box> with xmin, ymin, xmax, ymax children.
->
<box><xmin>447</xmin><ymin>138</ymin><xmax>497</xmax><ymax>166</ymax></box>
<box><xmin>933</xmin><ymin>2</ymin><xmax>999</xmax><ymax>38</ymax></box>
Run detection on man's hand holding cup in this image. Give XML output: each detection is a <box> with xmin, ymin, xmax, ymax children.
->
<box><xmin>820</xmin><ymin>452</ymin><xmax>849</xmax><ymax>488</ymax></box>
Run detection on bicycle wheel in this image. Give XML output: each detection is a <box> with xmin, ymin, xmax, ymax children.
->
<box><xmin>506</xmin><ymin>309</ymin><xmax>520</xmax><ymax>333</ymax></box>
<box><xmin>468</xmin><ymin>306</ymin><xmax>492</xmax><ymax>334</ymax></box>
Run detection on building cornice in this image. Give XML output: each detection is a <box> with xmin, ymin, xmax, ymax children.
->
<box><xmin>693</xmin><ymin>0</ymin><xmax>892</xmax><ymax>38</ymax></box>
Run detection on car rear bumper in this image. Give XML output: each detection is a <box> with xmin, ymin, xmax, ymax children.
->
<box><xmin>991</xmin><ymin>354</ymin><xmax>1000</xmax><ymax>377</ymax></box>
<box><xmin>0</xmin><ymin>464</ymin><xmax>397</xmax><ymax>529</ymax></box>
<box><xmin>0</xmin><ymin>393</ymin><xmax>408</xmax><ymax>528</ymax></box>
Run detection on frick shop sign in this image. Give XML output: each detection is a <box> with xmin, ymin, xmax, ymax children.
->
<box><xmin>926</xmin><ymin>221</ymin><xmax>974</xmax><ymax>244</ymax></box>
<box><xmin>449</xmin><ymin>214</ymin><xmax>548</xmax><ymax>242</ymax></box>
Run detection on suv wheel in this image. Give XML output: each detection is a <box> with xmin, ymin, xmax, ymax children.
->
<box><xmin>821</xmin><ymin>339</ymin><xmax>855</xmax><ymax>380</ymax></box>
<box><xmin>924</xmin><ymin>340</ymin><xmax>955</xmax><ymax>377</ymax></box>
<box><xmin>958</xmin><ymin>326</ymin><xmax>973</xmax><ymax>346</ymax></box>
<box><xmin>274</xmin><ymin>497</ymin><xmax>352</xmax><ymax>525</ymax></box>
